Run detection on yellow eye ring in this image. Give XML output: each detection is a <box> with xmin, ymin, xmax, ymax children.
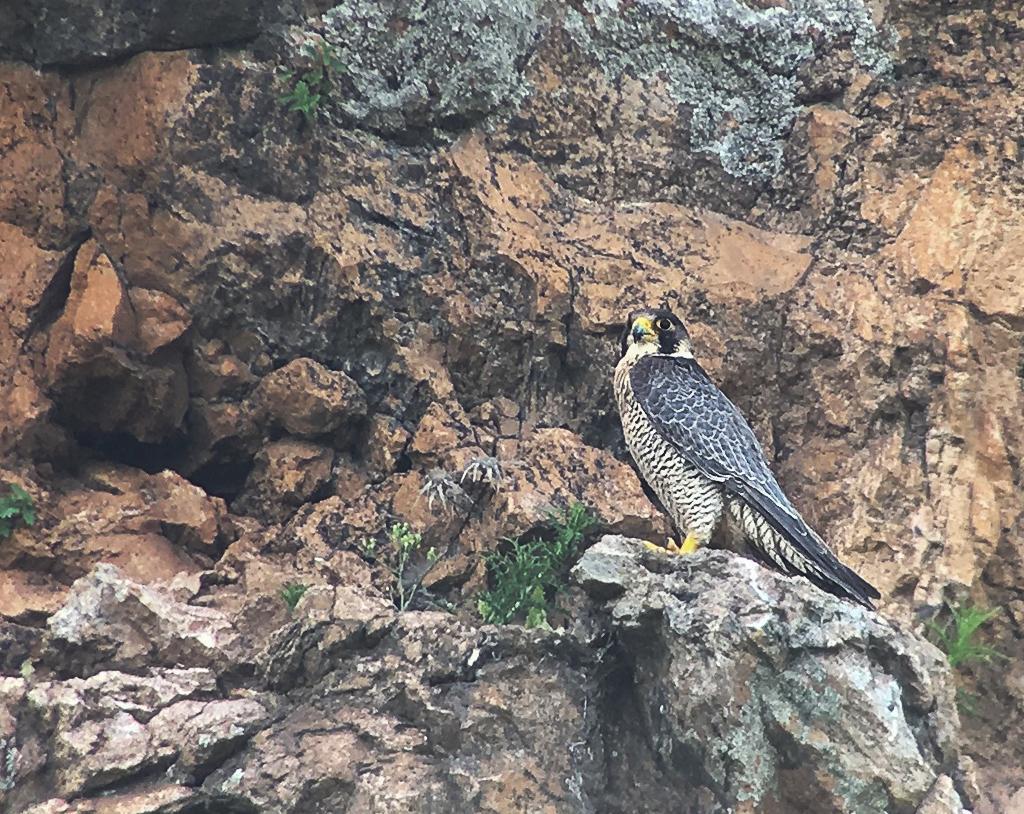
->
<box><xmin>655</xmin><ymin>317</ymin><xmax>672</xmax><ymax>332</ymax></box>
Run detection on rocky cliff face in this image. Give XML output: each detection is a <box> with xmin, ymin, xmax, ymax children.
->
<box><xmin>1</xmin><ymin>0</ymin><xmax>1022</xmax><ymax>812</ymax></box>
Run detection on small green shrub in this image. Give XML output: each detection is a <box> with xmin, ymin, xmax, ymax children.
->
<box><xmin>928</xmin><ymin>602</ymin><xmax>1004</xmax><ymax>669</ymax></box>
<box><xmin>929</xmin><ymin>601</ymin><xmax>1007</xmax><ymax>715</ymax></box>
<box><xmin>280</xmin><ymin>582</ymin><xmax>308</xmax><ymax>611</ymax></box>
<box><xmin>0</xmin><ymin>484</ymin><xmax>35</xmax><ymax>540</ymax></box>
<box><xmin>478</xmin><ymin>502</ymin><xmax>596</xmax><ymax>628</ymax></box>
<box><xmin>358</xmin><ymin>522</ymin><xmax>444</xmax><ymax>611</ymax></box>
<box><xmin>955</xmin><ymin>688</ymin><xmax>981</xmax><ymax>717</ymax></box>
<box><xmin>356</xmin><ymin>537</ymin><xmax>376</xmax><ymax>559</ymax></box>
<box><xmin>278</xmin><ymin>39</ymin><xmax>345</xmax><ymax>125</ymax></box>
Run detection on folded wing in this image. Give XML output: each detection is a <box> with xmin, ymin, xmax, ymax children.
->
<box><xmin>630</xmin><ymin>355</ymin><xmax>879</xmax><ymax>608</ymax></box>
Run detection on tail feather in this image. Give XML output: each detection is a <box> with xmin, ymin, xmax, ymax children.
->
<box><xmin>729</xmin><ymin>499</ymin><xmax>880</xmax><ymax>609</ymax></box>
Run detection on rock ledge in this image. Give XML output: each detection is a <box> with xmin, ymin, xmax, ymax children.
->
<box><xmin>573</xmin><ymin>536</ymin><xmax>970</xmax><ymax>814</ymax></box>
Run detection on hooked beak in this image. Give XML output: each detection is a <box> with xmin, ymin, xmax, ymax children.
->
<box><xmin>631</xmin><ymin>316</ymin><xmax>655</xmax><ymax>342</ymax></box>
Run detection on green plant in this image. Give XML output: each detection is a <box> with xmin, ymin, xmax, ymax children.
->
<box><xmin>280</xmin><ymin>582</ymin><xmax>308</xmax><ymax>611</ymax></box>
<box><xmin>478</xmin><ymin>502</ymin><xmax>596</xmax><ymax>628</ymax></box>
<box><xmin>390</xmin><ymin>522</ymin><xmax>424</xmax><ymax>611</ymax></box>
<box><xmin>955</xmin><ymin>688</ymin><xmax>980</xmax><ymax>717</ymax></box>
<box><xmin>0</xmin><ymin>484</ymin><xmax>35</xmax><ymax>539</ymax></box>
<box><xmin>357</xmin><ymin>536</ymin><xmax>378</xmax><ymax>558</ymax></box>
<box><xmin>927</xmin><ymin>602</ymin><xmax>1007</xmax><ymax>716</ymax></box>
<box><xmin>359</xmin><ymin>522</ymin><xmax>445</xmax><ymax>611</ymax></box>
<box><xmin>278</xmin><ymin>39</ymin><xmax>345</xmax><ymax>125</ymax></box>
<box><xmin>928</xmin><ymin>602</ymin><xmax>1005</xmax><ymax>669</ymax></box>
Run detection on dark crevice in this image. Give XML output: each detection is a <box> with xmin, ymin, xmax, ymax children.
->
<box><xmin>69</xmin><ymin>753</ymin><xmax>178</xmax><ymax>802</ymax></box>
<box><xmin>953</xmin><ymin>297</ymin><xmax>1024</xmax><ymax>333</ymax></box>
<box><xmin>35</xmin><ymin>31</ymin><xmax>264</xmax><ymax>73</ymax></box>
<box><xmin>189</xmin><ymin>454</ymin><xmax>256</xmax><ymax>503</ymax></box>
<box><xmin>22</xmin><ymin>229</ymin><xmax>90</xmax><ymax>346</ymax></box>
<box><xmin>179</xmin><ymin>797</ymin><xmax>261</xmax><ymax>814</ymax></box>
<box><xmin>393</xmin><ymin>452</ymin><xmax>412</xmax><ymax>474</ymax></box>
<box><xmin>346</xmin><ymin>197</ymin><xmax>434</xmax><ymax>240</ymax></box>
<box><xmin>64</xmin><ymin>428</ymin><xmax>189</xmax><ymax>476</ymax></box>
<box><xmin>596</xmin><ymin>639</ymin><xmax>720</xmax><ymax>813</ymax></box>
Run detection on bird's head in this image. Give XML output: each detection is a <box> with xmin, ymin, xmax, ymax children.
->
<box><xmin>620</xmin><ymin>307</ymin><xmax>693</xmax><ymax>359</ymax></box>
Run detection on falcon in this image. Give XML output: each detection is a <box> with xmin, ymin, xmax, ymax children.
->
<box><xmin>614</xmin><ymin>306</ymin><xmax>880</xmax><ymax>608</ymax></box>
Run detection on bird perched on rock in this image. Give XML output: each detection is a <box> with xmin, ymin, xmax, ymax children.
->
<box><xmin>614</xmin><ymin>306</ymin><xmax>880</xmax><ymax>608</ymax></box>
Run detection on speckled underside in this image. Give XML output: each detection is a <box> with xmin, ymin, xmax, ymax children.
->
<box><xmin>615</xmin><ymin>350</ymin><xmax>879</xmax><ymax>607</ymax></box>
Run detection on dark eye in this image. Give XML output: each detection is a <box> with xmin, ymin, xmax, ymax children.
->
<box><xmin>655</xmin><ymin>317</ymin><xmax>673</xmax><ymax>332</ymax></box>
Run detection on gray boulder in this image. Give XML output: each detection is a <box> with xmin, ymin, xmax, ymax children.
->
<box><xmin>573</xmin><ymin>535</ymin><xmax>970</xmax><ymax>814</ymax></box>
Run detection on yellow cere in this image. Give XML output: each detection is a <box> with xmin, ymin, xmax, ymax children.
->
<box><xmin>633</xmin><ymin>316</ymin><xmax>655</xmax><ymax>336</ymax></box>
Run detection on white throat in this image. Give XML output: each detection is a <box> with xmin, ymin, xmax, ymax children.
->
<box><xmin>620</xmin><ymin>338</ymin><xmax>694</xmax><ymax>367</ymax></box>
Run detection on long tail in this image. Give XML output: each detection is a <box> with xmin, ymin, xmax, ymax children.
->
<box><xmin>727</xmin><ymin>499</ymin><xmax>880</xmax><ymax>609</ymax></box>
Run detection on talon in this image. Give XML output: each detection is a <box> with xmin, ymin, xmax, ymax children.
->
<box><xmin>642</xmin><ymin>533</ymin><xmax>700</xmax><ymax>555</ymax></box>
<box><xmin>679</xmin><ymin>532</ymin><xmax>700</xmax><ymax>554</ymax></box>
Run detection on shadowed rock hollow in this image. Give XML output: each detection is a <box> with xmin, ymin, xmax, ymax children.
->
<box><xmin>1</xmin><ymin>0</ymin><xmax>1023</xmax><ymax>812</ymax></box>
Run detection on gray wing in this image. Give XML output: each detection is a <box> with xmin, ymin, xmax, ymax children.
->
<box><xmin>630</xmin><ymin>355</ymin><xmax>879</xmax><ymax>607</ymax></box>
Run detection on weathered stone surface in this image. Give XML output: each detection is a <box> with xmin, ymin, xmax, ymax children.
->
<box><xmin>0</xmin><ymin>223</ymin><xmax>62</xmax><ymax>454</ymax></box>
<box><xmin>205</xmin><ymin>610</ymin><xmax>601</xmax><ymax>813</ymax></box>
<box><xmin>574</xmin><ymin>536</ymin><xmax>967</xmax><ymax>814</ymax></box>
<box><xmin>360</xmin><ymin>412</ymin><xmax>411</xmax><ymax>481</ymax></box>
<box><xmin>21</xmin><ymin>785</ymin><xmax>200</xmax><ymax>813</ymax></box>
<box><xmin>916</xmin><ymin>775</ymin><xmax>970</xmax><ymax>814</ymax></box>
<box><xmin>0</xmin><ymin>465</ymin><xmax>224</xmax><ymax>618</ymax></box>
<box><xmin>0</xmin><ymin>0</ymin><xmax>303</xmax><ymax>66</ymax></box>
<box><xmin>44</xmin><ymin>565</ymin><xmax>245</xmax><ymax>677</ymax></box>
<box><xmin>37</xmin><ymin>239</ymin><xmax>190</xmax><ymax>445</ymax></box>
<box><xmin>5</xmin><ymin>534</ymin><xmax>975</xmax><ymax>813</ymax></box>
<box><xmin>252</xmin><ymin>357</ymin><xmax>367</xmax><ymax>437</ymax></box>
<box><xmin>149</xmin><ymin>696</ymin><xmax>270</xmax><ymax>780</ymax></box>
<box><xmin>128</xmin><ymin>288</ymin><xmax>191</xmax><ymax>356</ymax></box>
<box><xmin>320</xmin><ymin>0</ymin><xmax>544</xmax><ymax>133</ymax></box>
<box><xmin>233</xmin><ymin>438</ymin><xmax>335</xmax><ymax>523</ymax></box>
<box><xmin>0</xmin><ymin>622</ymin><xmax>41</xmax><ymax>674</ymax></box>
<box><xmin>0</xmin><ymin>570</ymin><xmax>66</xmax><ymax>621</ymax></box>
<box><xmin>43</xmin><ymin>240</ymin><xmax>136</xmax><ymax>378</ymax></box>
<box><xmin>5</xmin><ymin>667</ymin><xmax>251</xmax><ymax>806</ymax></box>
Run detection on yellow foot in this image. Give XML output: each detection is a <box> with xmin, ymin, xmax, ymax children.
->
<box><xmin>643</xmin><ymin>533</ymin><xmax>701</xmax><ymax>555</ymax></box>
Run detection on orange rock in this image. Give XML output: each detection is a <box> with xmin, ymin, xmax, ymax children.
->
<box><xmin>0</xmin><ymin>465</ymin><xmax>222</xmax><ymax>597</ymax></box>
<box><xmin>128</xmin><ymin>287</ymin><xmax>191</xmax><ymax>355</ymax></box>
<box><xmin>147</xmin><ymin>469</ymin><xmax>228</xmax><ymax>552</ymax></box>
<box><xmin>468</xmin><ymin>427</ymin><xmax>668</xmax><ymax>552</ymax></box>
<box><xmin>1</xmin><ymin>2</ymin><xmax>1024</xmax><ymax>801</ymax></box>
<box><xmin>361</xmin><ymin>414</ymin><xmax>411</xmax><ymax>481</ymax></box>
<box><xmin>409</xmin><ymin>401</ymin><xmax>473</xmax><ymax>466</ymax></box>
<box><xmin>0</xmin><ymin>64</ymin><xmax>69</xmax><ymax>242</ymax></box>
<box><xmin>70</xmin><ymin>52</ymin><xmax>195</xmax><ymax>177</ymax></box>
<box><xmin>186</xmin><ymin>340</ymin><xmax>256</xmax><ymax>399</ymax></box>
<box><xmin>35</xmin><ymin>239</ymin><xmax>190</xmax><ymax>443</ymax></box>
<box><xmin>44</xmin><ymin>239</ymin><xmax>137</xmax><ymax>381</ymax></box>
<box><xmin>253</xmin><ymin>358</ymin><xmax>367</xmax><ymax>437</ymax></box>
<box><xmin>0</xmin><ymin>223</ymin><xmax>63</xmax><ymax>452</ymax></box>
<box><xmin>233</xmin><ymin>439</ymin><xmax>335</xmax><ymax>524</ymax></box>
<box><xmin>0</xmin><ymin>570</ymin><xmax>66</xmax><ymax>621</ymax></box>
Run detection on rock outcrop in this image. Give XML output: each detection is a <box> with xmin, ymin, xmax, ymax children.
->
<box><xmin>574</xmin><ymin>537</ymin><xmax>969</xmax><ymax>814</ymax></box>
<box><xmin>2</xmin><ymin>0</ymin><xmax>1023</xmax><ymax>810</ymax></box>
<box><xmin>1</xmin><ymin>540</ymin><xmax>970</xmax><ymax>813</ymax></box>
